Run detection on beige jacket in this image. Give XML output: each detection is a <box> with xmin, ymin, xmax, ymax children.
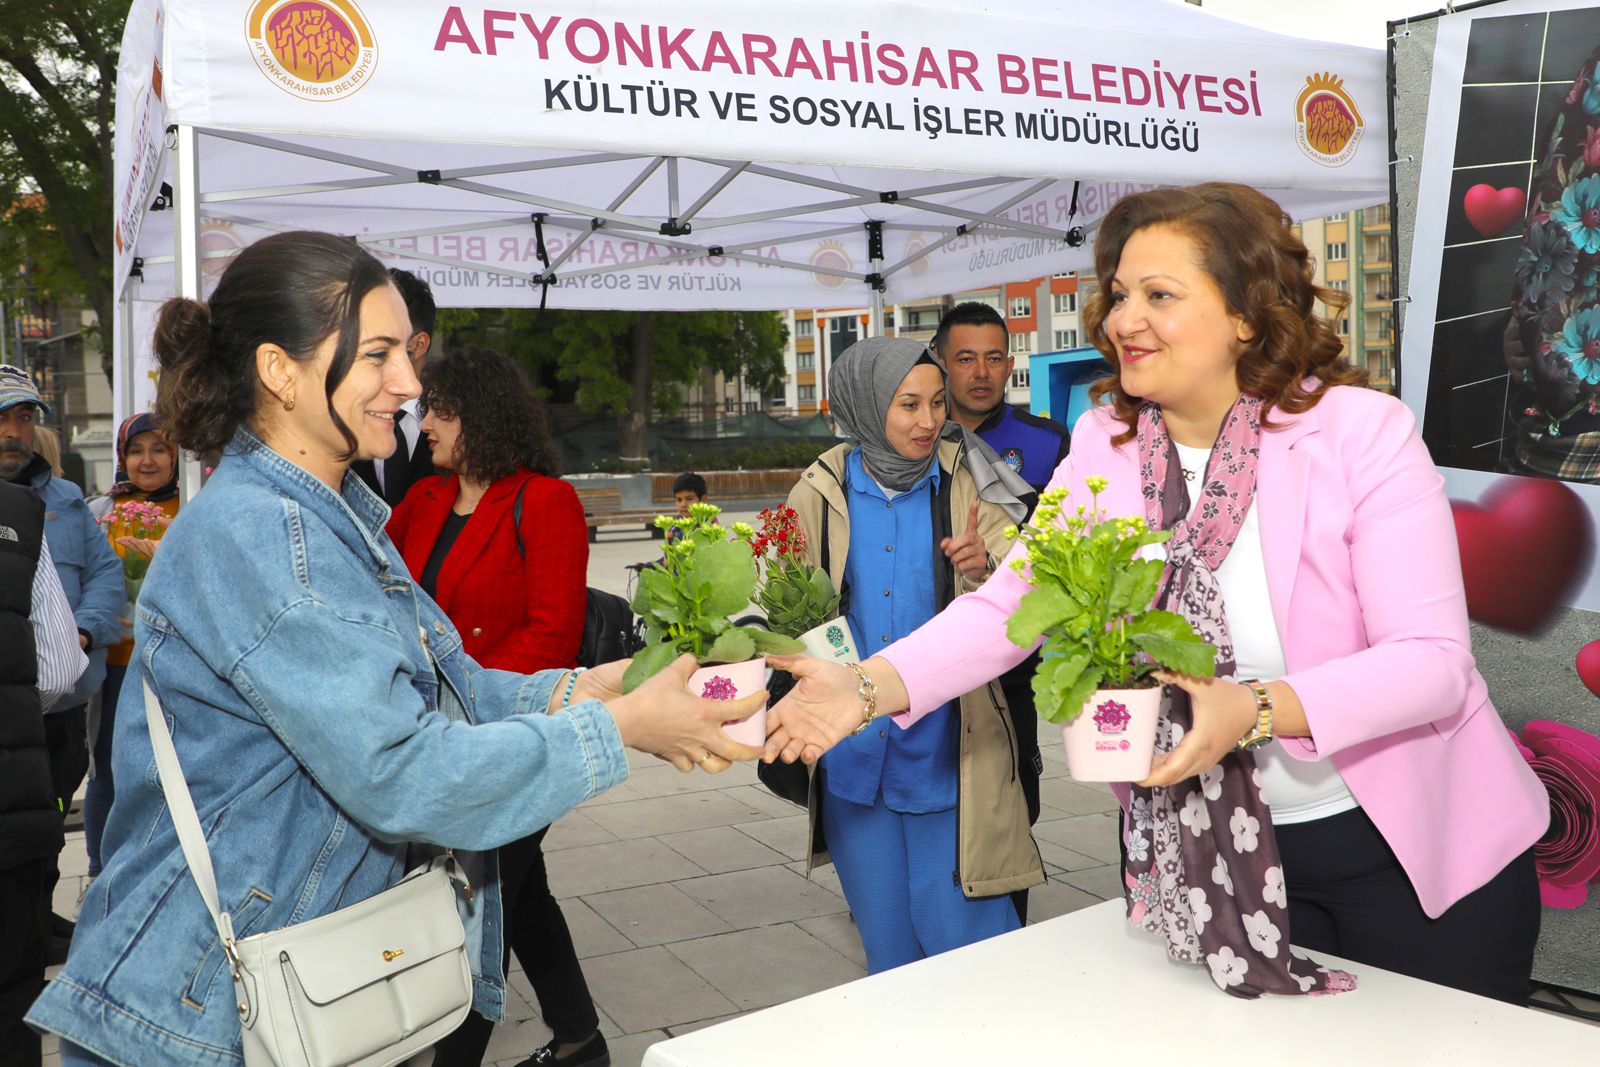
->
<box><xmin>785</xmin><ymin>441</ymin><xmax>1044</xmax><ymax>898</ymax></box>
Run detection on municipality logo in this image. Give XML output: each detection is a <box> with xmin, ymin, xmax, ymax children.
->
<box><xmin>246</xmin><ymin>0</ymin><xmax>377</xmax><ymax>103</ymax></box>
<box><xmin>1294</xmin><ymin>73</ymin><xmax>1364</xmax><ymax>168</ymax></box>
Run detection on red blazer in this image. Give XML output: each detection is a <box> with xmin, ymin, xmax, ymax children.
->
<box><xmin>387</xmin><ymin>469</ymin><xmax>588</xmax><ymax>673</ymax></box>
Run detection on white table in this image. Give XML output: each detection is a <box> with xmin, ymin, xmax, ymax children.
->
<box><xmin>641</xmin><ymin>900</ymin><xmax>1594</xmax><ymax>1066</ymax></box>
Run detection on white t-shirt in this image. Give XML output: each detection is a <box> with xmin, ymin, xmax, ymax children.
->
<box><xmin>1170</xmin><ymin>442</ymin><xmax>1359</xmax><ymax>825</ymax></box>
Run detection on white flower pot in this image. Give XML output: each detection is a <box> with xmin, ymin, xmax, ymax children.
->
<box><xmin>690</xmin><ymin>658</ymin><xmax>769</xmax><ymax>747</ymax></box>
<box><xmin>1060</xmin><ymin>687</ymin><xmax>1162</xmax><ymax>782</ymax></box>
<box><xmin>796</xmin><ymin>618</ymin><xmax>859</xmax><ymax>665</ymax></box>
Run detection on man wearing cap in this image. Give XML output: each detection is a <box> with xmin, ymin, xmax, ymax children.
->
<box><xmin>0</xmin><ymin>364</ymin><xmax>122</xmax><ymax>961</ymax></box>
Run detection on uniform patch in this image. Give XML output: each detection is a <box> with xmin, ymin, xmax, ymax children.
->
<box><xmin>1003</xmin><ymin>448</ymin><xmax>1024</xmax><ymax>474</ymax></box>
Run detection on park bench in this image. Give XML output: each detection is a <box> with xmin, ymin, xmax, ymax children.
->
<box><xmin>572</xmin><ymin>485</ymin><xmax>666</xmax><ymax>543</ymax></box>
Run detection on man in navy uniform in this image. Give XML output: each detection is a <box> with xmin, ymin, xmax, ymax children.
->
<box><xmin>932</xmin><ymin>302</ymin><xmax>1072</xmax><ymax>920</ymax></box>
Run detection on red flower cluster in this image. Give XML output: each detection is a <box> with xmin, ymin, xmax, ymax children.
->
<box><xmin>750</xmin><ymin>505</ymin><xmax>807</xmax><ymax>561</ymax></box>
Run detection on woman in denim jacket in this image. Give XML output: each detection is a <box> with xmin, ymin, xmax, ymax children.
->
<box><xmin>28</xmin><ymin>232</ymin><xmax>762</xmax><ymax>1067</ymax></box>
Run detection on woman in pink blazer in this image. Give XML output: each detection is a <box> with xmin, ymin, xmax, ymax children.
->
<box><xmin>767</xmin><ymin>184</ymin><xmax>1548</xmax><ymax>1002</ymax></box>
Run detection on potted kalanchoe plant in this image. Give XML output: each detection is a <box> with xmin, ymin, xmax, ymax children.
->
<box><xmin>626</xmin><ymin>502</ymin><xmax>803</xmax><ymax>744</ymax></box>
<box><xmin>1004</xmin><ymin>476</ymin><xmax>1217</xmax><ymax>781</ymax></box>
<box><xmin>747</xmin><ymin>505</ymin><xmax>856</xmax><ymax>664</ymax></box>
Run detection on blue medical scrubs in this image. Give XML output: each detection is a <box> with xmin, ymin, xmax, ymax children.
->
<box><xmin>818</xmin><ymin>450</ymin><xmax>1019</xmax><ymax>973</ymax></box>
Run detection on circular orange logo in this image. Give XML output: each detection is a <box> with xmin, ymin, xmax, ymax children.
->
<box><xmin>1295</xmin><ymin>73</ymin><xmax>1364</xmax><ymax>168</ymax></box>
<box><xmin>809</xmin><ymin>240</ymin><xmax>852</xmax><ymax>291</ymax></box>
<box><xmin>246</xmin><ymin>0</ymin><xmax>377</xmax><ymax>102</ymax></box>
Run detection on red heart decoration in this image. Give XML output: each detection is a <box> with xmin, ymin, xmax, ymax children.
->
<box><xmin>1451</xmin><ymin>478</ymin><xmax>1592</xmax><ymax>633</ymax></box>
<box><xmin>1462</xmin><ymin>184</ymin><xmax>1526</xmax><ymax>237</ymax></box>
<box><xmin>1579</xmin><ymin>641</ymin><xmax>1600</xmax><ymax>699</ymax></box>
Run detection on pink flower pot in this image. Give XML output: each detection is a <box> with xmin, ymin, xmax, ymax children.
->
<box><xmin>690</xmin><ymin>658</ymin><xmax>768</xmax><ymax>747</ymax></box>
<box><xmin>1061</xmin><ymin>687</ymin><xmax>1162</xmax><ymax>782</ymax></box>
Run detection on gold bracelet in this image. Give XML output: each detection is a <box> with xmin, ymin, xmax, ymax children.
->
<box><xmin>845</xmin><ymin>662</ymin><xmax>878</xmax><ymax>736</ymax></box>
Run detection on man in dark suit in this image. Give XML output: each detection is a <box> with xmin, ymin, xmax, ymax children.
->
<box><xmin>352</xmin><ymin>268</ymin><xmax>438</xmax><ymax>506</ymax></box>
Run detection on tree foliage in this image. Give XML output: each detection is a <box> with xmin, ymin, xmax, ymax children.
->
<box><xmin>437</xmin><ymin>306</ymin><xmax>788</xmax><ymax>459</ymax></box>
<box><xmin>0</xmin><ymin>1</ymin><xmax>123</xmax><ymax>372</ymax></box>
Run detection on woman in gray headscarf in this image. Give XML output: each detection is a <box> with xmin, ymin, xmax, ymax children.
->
<box><xmin>782</xmin><ymin>337</ymin><xmax>1043</xmax><ymax>974</ymax></box>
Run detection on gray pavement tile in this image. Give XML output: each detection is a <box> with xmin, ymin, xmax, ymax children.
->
<box><xmin>667</xmin><ymin>923</ymin><xmax>865</xmax><ymax>1012</ymax></box>
<box><xmin>578</xmin><ymin>781</ymin><xmax>648</xmax><ymax>807</ymax></box>
<box><xmin>665</xmin><ymin>1012</ymin><xmax>741</xmax><ymax>1037</ymax></box>
<box><xmin>624</xmin><ymin>763</ymin><xmax>749</xmax><ymax>799</ymax></box>
<box><xmin>1063</xmin><ymin>863</ymin><xmax>1124</xmax><ymax>901</ymax></box>
<box><xmin>1034</xmin><ymin>838</ymin><xmax>1107</xmax><ymax>873</ymax></box>
<box><xmin>608</xmin><ymin>1029</ymin><xmax>674</xmax><ymax>1067</ymax></box>
<box><xmin>1031</xmin><ymin>812</ymin><xmax>1121</xmax><ymax>865</ymax></box>
<box><xmin>730</xmin><ymin>812</ymin><xmax>810</xmax><ymax>861</ymax></box>
<box><xmin>554</xmin><ymin>895</ymin><xmax>636</xmax><ymax>958</ymax></box>
<box><xmin>541</xmin><ymin>810</ymin><xmax>618</xmax><ymax>851</ymax></box>
<box><xmin>1027</xmin><ymin>878</ymin><xmax>1105</xmax><ymax>922</ymax></box>
<box><xmin>659</xmin><ymin>825</ymin><xmax>788</xmax><ymax>875</ymax></box>
<box><xmin>796</xmin><ymin>912</ymin><xmax>868</xmax><ymax>970</ymax></box>
<box><xmin>585</xmin><ymin>883</ymin><xmax>733</xmax><ymax>947</ymax></box>
<box><xmin>676</xmin><ymin>865</ymin><xmax>850</xmax><ymax>929</ymax></box>
<box><xmin>1039</xmin><ymin>777</ymin><xmax>1124</xmax><ymax>815</ymax></box>
<box><xmin>582</xmin><ymin>946</ymin><xmax>738</xmax><ymax>1033</ymax></box>
<box><xmin>583</xmin><ymin>791</ymin><xmax>778</xmax><ymax>840</ymax></box>
<box><xmin>719</xmin><ymin>782</ymin><xmax>808</xmax><ymax>819</ymax></box>
<box><xmin>546</xmin><ymin>837</ymin><xmax>707</xmax><ymax>898</ymax></box>
<box><xmin>483</xmin><ymin>1016</ymin><xmax>549</xmax><ymax>1064</ymax></box>
<box><xmin>783</xmin><ymin>859</ymin><xmax>846</xmax><ymax>899</ymax></box>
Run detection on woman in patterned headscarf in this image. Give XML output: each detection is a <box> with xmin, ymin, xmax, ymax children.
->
<box><xmin>83</xmin><ymin>413</ymin><xmax>181</xmax><ymax>880</ymax></box>
<box><xmin>768</xmin><ymin>184</ymin><xmax>1547</xmax><ymax>1004</ymax></box>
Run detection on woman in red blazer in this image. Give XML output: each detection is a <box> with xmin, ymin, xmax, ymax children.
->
<box><xmin>388</xmin><ymin>347</ymin><xmax>606</xmax><ymax>1067</ymax></box>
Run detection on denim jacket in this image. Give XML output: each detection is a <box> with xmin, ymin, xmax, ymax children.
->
<box><xmin>27</xmin><ymin>430</ymin><xmax>628</xmax><ymax>1066</ymax></box>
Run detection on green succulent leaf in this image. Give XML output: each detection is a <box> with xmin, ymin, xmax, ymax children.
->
<box><xmin>747</xmin><ymin>628</ymin><xmax>806</xmax><ymax>654</ymax></box>
<box><xmin>1129</xmin><ymin>610</ymin><xmax>1218</xmax><ymax>677</ymax></box>
<box><xmin>622</xmin><ymin>641</ymin><xmax>683</xmax><ymax>693</ymax></box>
<box><xmin>702</xmin><ymin>628</ymin><xmax>757</xmax><ymax>666</ymax></box>
<box><xmin>1006</xmin><ymin>585</ymin><xmax>1083</xmax><ymax>648</ymax></box>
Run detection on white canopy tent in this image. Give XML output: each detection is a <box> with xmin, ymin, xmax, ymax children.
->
<box><xmin>112</xmin><ymin>0</ymin><xmax>1390</xmax><ymax>419</ymax></box>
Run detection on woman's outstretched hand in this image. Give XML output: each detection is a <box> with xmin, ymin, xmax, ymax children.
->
<box><xmin>764</xmin><ymin>653</ymin><xmax>904</xmax><ymax>766</ymax></box>
<box><xmin>604</xmin><ymin>654</ymin><xmax>766</xmax><ymax>773</ymax></box>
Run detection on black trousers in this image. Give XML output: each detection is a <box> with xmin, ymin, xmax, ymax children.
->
<box><xmin>42</xmin><ymin>704</ymin><xmax>90</xmax><ymax>924</ymax></box>
<box><xmin>1276</xmin><ymin>806</ymin><xmax>1541</xmax><ymax>1005</ymax></box>
<box><xmin>431</xmin><ymin>827</ymin><xmax>599</xmax><ymax>1066</ymax></box>
<box><xmin>0</xmin><ymin>858</ymin><xmax>47</xmax><ymax>1067</ymax></box>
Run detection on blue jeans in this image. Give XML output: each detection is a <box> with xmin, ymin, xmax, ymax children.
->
<box><xmin>820</xmin><ymin>791</ymin><xmax>1020</xmax><ymax>974</ymax></box>
<box><xmin>83</xmin><ymin>664</ymin><xmax>125</xmax><ymax>879</ymax></box>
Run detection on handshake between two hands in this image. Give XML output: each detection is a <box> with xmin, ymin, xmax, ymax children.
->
<box><xmin>568</xmin><ymin>653</ymin><xmax>869</xmax><ymax>775</ymax></box>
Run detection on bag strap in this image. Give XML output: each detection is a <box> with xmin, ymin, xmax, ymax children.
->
<box><xmin>513</xmin><ymin>480</ymin><xmax>527</xmax><ymax>559</ymax></box>
<box><xmin>142</xmin><ymin>680</ymin><xmax>241</xmax><ymax>960</ymax></box>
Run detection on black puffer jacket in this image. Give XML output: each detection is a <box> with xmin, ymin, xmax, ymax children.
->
<box><xmin>0</xmin><ymin>480</ymin><xmax>63</xmax><ymax>870</ymax></box>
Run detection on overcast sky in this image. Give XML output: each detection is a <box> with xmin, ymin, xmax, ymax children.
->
<box><xmin>1199</xmin><ymin>0</ymin><xmax>1425</xmax><ymax>49</ymax></box>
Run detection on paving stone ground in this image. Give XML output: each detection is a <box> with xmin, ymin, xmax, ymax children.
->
<box><xmin>45</xmin><ymin>506</ymin><xmax>1123</xmax><ymax>1067</ymax></box>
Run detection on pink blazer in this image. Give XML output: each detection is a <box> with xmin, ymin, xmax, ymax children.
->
<box><xmin>882</xmin><ymin>386</ymin><xmax>1548</xmax><ymax>917</ymax></box>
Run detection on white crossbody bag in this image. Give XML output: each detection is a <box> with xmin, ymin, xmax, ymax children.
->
<box><xmin>143</xmin><ymin>681</ymin><xmax>474</xmax><ymax>1066</ymax></box>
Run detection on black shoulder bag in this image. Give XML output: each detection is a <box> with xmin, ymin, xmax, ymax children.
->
<box><xmin>513</xmin><ymin>482</ymin><xmax>644</xmax><ymax>669</ymax></box>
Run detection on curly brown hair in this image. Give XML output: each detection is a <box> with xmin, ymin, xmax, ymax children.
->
<box><xmin>418</xmin><ymin>347</ymin><xmax>559</xmax><ymax>481</ymax></box>
<box><xmin>1082</xmin><ymin>183</ymin><xmax>1366</xmax><ymax>442</ymax></box>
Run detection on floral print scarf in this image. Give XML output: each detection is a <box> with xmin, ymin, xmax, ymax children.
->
<box><xmin>1123</xmin><ymin>396</ymin><xmax>1356</xmax><ymax>998</ymax></box>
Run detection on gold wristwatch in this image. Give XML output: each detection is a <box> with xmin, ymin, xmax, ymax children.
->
<box><xmin>1237</xmin><ymin>679</ymin><xmax>1274</xmax><ymax>752</ymax></box>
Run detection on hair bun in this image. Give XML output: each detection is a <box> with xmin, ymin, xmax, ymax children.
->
<box><xmin>153</xmin><ymin>297</ymin><xmax>211</xmax><ymax>372</ymax></box>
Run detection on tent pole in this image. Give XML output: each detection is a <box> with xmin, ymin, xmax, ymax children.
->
<box><xmin>172</xmin><ymin>123</ymin><xmax>205</xmax><ymax>502</ymax></box>
<box><xmin>117</xmin><ymin>287</ymin><xmax>135</xmax><ymax>426</ymax></box>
